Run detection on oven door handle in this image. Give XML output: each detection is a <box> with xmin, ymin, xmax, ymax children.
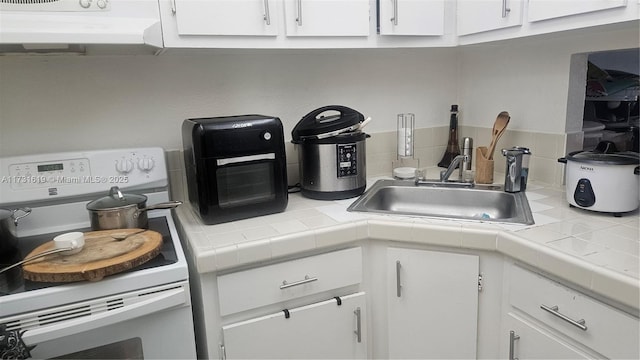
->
<box><xmin>21</xmin><ymin>286</ymin><xmax>187</xmax><ymax>346</ymax></box>
<box><xmin>216</xmin><ymin>153</ymin><xmax>275</xmax><ymax>166</ymax></box>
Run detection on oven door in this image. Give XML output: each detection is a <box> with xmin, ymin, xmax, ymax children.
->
<box><xmin>3</xmin><ymin>282</ymin><xmax>196</xmax><ymax>359</ymax></box>
<box><xmin>198</xmin><ymin>153</ymin><xmax>288</xmax><ymax>224</ymax></box>
<box><xmin>216</xmin><ymin>154</ymin><xmax>279</xmax><ymax>208</ymax></box>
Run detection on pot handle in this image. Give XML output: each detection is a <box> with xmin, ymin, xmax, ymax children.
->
<box><xmin>557</xmin><ymin>157</ymin><xmax>567</xmax><ymax>164</ymax></box>
<box><xmin>11</xmin><ymin>207</ymin><xmax>32</xmax><ymax>226</ymax></box>
<box><xmin>635</xmin><ymin>166</ymin><xmax>639</xmax><ymax>175</ymax></box>
<box><xmin>139</xmin><ymin>201</ymin><xmax>183</xmax><ymax>212</ymax></box>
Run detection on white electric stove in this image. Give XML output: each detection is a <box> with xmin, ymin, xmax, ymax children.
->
<box><xmin>0</xmin><ymin>148</ymin><xmax>196</xmax><ymax>359</ymax></box>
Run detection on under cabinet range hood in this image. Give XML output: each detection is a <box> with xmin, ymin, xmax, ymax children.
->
<box><xmin>0</xmin><ymin>0</ymin><xmax>163</xmax><ymax>54</ymax></box>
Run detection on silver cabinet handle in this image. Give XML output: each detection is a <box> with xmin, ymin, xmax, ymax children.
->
<box><xmin>220</xmin><ymin>344</ymin><xmax>227</xmax><ymax>360</ymax></box>
<box><xmin>501</xmin><ymin>0</ymin><xmax>511</xmax><ymax>18</ymax></box>
<box><xmin>263</xmin><ymin>0</ymin><xmax>271</xmax><ymax>25</ymax></box>
<box><xmin>390</xmin><ymin>0</ymin><xmax>398</xmax><ymax>25</ymax></box>
<box><xmin>280</xmin><ymin>275</ymin><xmax>317</xmax><ymax>289</ymax></box>
<box><xmin>296</xmin><ymin>0</ymin><xmax>302</xmax><ymax>26</ymax></box>
<box><xmin>396</xmin><ymin>260</ymin><xmax>402</xmax><ymax>297</ymax></box>
<box><xmin>540</xmin><ymin>304</ymin><xmax>588</xmax><ymax>331</ymax></box>
<box><xmin>171</xmin><ymin>0</ymin><xmax>177</xmax><ymax>14</ymax></box>
<box><xmin>354</xmin><ymin>307</ymin><xmax>362</xmax><ymax>343</ymax></box>
<box><xmin>509</xmin><ymin>330</ymin><xmax>520</xmax><ymax>360</ymax></box>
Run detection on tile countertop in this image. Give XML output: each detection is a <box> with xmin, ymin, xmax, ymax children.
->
<box><xmin>174</xmin><ymin>177</ymin><xmax>640</xmax><ymax>311</ymax></box>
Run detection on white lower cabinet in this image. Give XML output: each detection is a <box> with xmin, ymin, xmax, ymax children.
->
<box><xmin>502</xmin><ymin>264</ymin><xmax>640</xmax><ymax>359</ymax></box>
<box><xmin>222</xmin><ymin>292</ymin><xmax>367</xmax><ymax>359</ymax></box>
<box><xmin>192</xmin><ymin>241</ymin><xmax>638</xmax><ymax>359</ymax></box>
<box><xmin>502</xmin><ymin>312</ymin><xmax>596</xmax><ymax>359</ymax></box>
<box><xmin>386</xmin><ymin>247</ymin><xmax>480</xmax><ymax>359</ymax></box>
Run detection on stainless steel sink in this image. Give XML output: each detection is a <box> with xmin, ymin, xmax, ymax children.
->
<box><xmin>347</xmin><ymin>179</ymin><xmax>534</xmax><ymax>225</ymax></box>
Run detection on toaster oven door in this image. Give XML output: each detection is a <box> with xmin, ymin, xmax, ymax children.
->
<box><xmin>215</xmin><ymin>153</ymin><xmax>284</xmax><ymax>208</ymax></box>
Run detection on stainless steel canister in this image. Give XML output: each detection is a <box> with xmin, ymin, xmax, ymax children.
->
<box><xmin>459</xmin><ymin>137</ymin><xmax>473</xmax><ymax>180</ymax></box>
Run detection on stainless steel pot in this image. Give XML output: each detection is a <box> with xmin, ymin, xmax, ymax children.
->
<box><xmin>86</xmin><ymin>186</ymin><xmax>182</xmax><ymax>230</ymax></box>
<box><xmin>294</xmin><ymin>132</ymin><xmax>368</xmax><ymax>200</ymax></box>
<box><xmin>292</xmin><ymin>105</ymin><xmax>370</xmax><ymax>200</ymax></box>
<box><xmin>0</xmin><ymin>207</ymin><xmax>31</xmax><ymax>253</ymax></box>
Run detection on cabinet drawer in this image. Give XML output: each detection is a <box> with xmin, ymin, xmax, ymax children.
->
<box><xmin>509</xmin><ymin>265</ymin><xmax>639</xmax><ymax>359</ymax></box>
<box><xmin>218</xmin><ymin>247</ymin><xmax>362</xmax><ymax>315</ymax></box>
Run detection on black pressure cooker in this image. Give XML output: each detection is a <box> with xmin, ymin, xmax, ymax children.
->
<box><xmin>292</xmin><ymin>105</ymin><xmax>371</xmax><ymax>200</ymax></box>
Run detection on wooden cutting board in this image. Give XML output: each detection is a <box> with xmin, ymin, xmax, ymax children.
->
<box><xmin>22</xmin><ymin>228</ymin><xmax>163</xmax><ymax>283</ymax></box>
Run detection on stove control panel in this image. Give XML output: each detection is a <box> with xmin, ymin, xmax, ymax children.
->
<box><xmin>0</xmin><ymin>148</ymin><xmax>167</xmax><ymax>205</ymax></box>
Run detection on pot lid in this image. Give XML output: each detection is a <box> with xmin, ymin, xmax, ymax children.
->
<box><xmin>292</xmin><ymin>105</ymin><xmax>365</xmax><ymax>142</ymax></box>
<box><xmin>86</xmin><ymin>186</ymin><xmax>147</xmax><ymax>210</ymax></box>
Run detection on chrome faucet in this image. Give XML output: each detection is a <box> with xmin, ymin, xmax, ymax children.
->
<box><xmin>440</xmin><ymin>154</ymin><xmax>468</xmax><ymax>182</ymax></box>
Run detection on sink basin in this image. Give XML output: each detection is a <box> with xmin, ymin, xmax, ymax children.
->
<box><xmin>347</xmin><ymin>179</ymin><xmax>534</xmax><ymax>225</ymax></box>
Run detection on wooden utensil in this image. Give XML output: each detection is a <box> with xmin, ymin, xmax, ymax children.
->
<box><xmin>486</xmin><ymin>111</ymin><xmax>510</xmax><ymax>160</ymax></box>
<box><xmin>22</xmin><ymin>229</ymin><xmax>162</xmax><ymax>283</ymax></box>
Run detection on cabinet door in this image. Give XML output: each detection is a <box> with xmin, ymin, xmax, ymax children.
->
<box><xmin>222</xmin><ymin>292</ymin><xmax>367</xmax><ymax>359</ymax></box>
<box><xmin>173</xmin><ymin>0</ymin><xmax>277</xmax><ymax>36</ymax></box>
<box><xmin>528</xmin><ymin>0</ymin><xmax>627</xmax><ymax>22</ymax></box>
<box><xmin>387</xmin><ymin>248</ymin><xmax>479</xmax><ymax>359</ymax></box>
<box><xmin>379</xmin><ymin>0</ymin><xmax>445</xmax><ymax>35</ymax></box>
<box><xmin>502</xmin><ymin>313</ymin><xmax>597</xmax><ymax>359</ymax></box>
<box><xmin>283</xmin><ymin>0</ymin><xmax>370</xmax><ymax>36</ymax></box>
<box><xmin>457</xmin><ymin>0</ymin><xmax>523</xmax><ymax>36</ymax></box>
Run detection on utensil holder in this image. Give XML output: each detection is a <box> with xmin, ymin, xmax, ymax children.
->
<box><xmin>475</xmin><ymin>146</ymin><xmax>494</xmax><ymax>184</ymax></box>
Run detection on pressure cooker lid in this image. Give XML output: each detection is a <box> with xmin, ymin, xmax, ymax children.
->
<box><xmin>292</xmin><ymin>105</ymin><xmax>365</xmax><ymax>142</ymax></box>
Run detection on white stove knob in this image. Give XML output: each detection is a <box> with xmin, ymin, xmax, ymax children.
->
<box><xmin>79</xmin><ymin>0</ymin><xmax>92</xmax><ymax>9</ymax></box>
<box><xmin>138</xmin><ymin>158</ymin><xmax>155</xmax><ymax>172</ymax></box>
<box><xmin>96</xmin><ymin>0</ymin><xmax>108</xmax><ymax>9</ymax></box>
<box><xmin>115</xmin><ymin>159</ymin><xmax>134</xmax><ymax>174</ymax></box>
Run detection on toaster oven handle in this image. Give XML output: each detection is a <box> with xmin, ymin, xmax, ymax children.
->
<box><xmin>216</xmin><ymin>153</ymin><xmax>276</xmax><ymax>166</ymax></box>
<box><xmin>21</xmin><ymin>287</ymin><xmax>187</xmax><ymax>346</ymax></box>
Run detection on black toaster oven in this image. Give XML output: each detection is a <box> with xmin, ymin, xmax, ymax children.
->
<box><xmin>182</xmin><ymin>115</ymin><xmax>288</xmax><ymax>224</ymax></box>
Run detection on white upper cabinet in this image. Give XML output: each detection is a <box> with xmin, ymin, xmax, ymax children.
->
<box><xmin>283</xmin><ymin>0</ymin><xmax>370</xmax><ymax>36</ymax></box>
<box><xmin>457</xmin><ymin>0</ymin><xmax>524</xmax><ymax>35</ymax></box>
<box><xmin>172</xmin><ymin>0</ymin><xmax>277</xmax><ymax>36</ymax></box>
<box><xmin>378</xmin><ymin>0</ymin><xmax>445</xmax><ymax>35</ymax></box>
<box><xmin>158</xmin><ymin>0</ymin><xmax>636</xmax><ymax>48</ymax></box>
<box><xmin>528</xmin><ymin>0</ymin><xmax>627</xmax><ymax>22</ymax></box>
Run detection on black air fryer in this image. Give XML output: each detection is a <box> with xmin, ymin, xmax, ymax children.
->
<box><xmin>182</xmin><ymin>115</ymin><xmax>288</xmax><ymax>224</ymax></box>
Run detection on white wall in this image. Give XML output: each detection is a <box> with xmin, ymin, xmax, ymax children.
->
<box><xmin>0</xmin><ymin>48</ymin><xmax>458</xmax><ymax>157</ymax></box>
<box><xmin>0</xmin><ymin>23</ymin><xmax>638</xmax><ymax>172</ymax></box>
<box><xmin>457</xmin><ymin>25</ymin><xmax>639</xmax><ymax>134</ymax></box>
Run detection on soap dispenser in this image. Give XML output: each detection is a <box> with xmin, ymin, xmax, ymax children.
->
<box><xmin>501</xmin><ymin>147</ymin><xmax>529</xmax><ymax>193</ymax></box>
